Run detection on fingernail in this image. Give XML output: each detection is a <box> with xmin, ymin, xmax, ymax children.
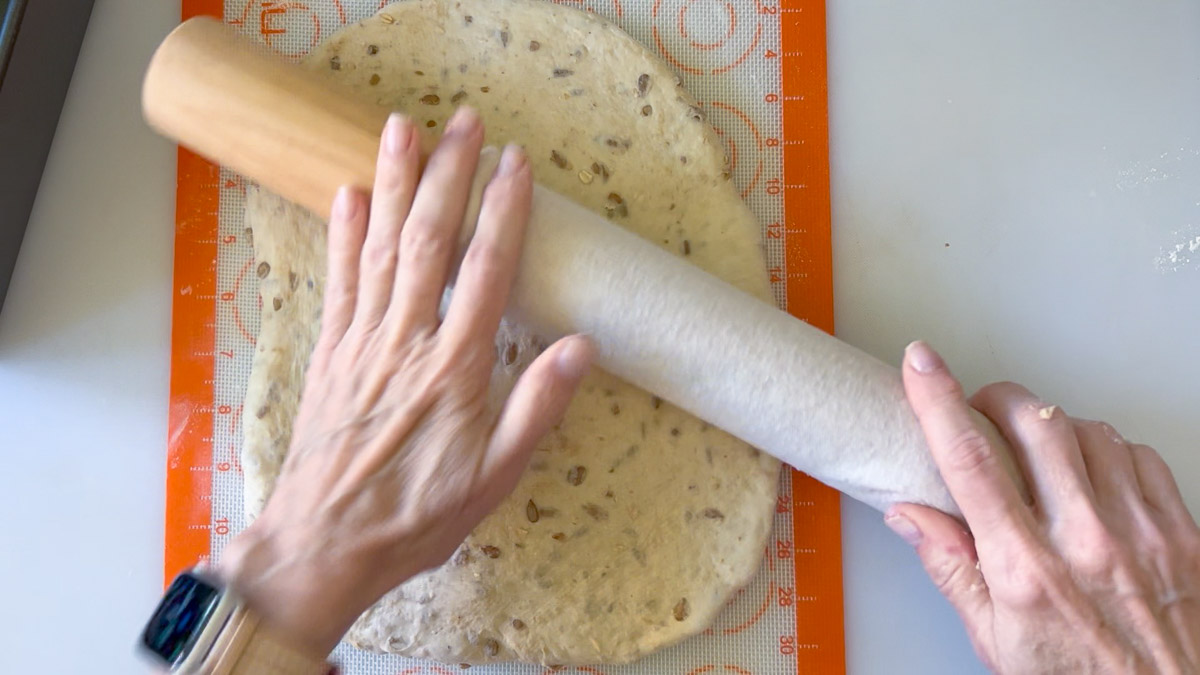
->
<box><xmin>497</xmin><ymin>144</ymin><xmax>527</xmax><ymax>176</ymax></box>
<box><xmin>885</xmin><ymin>513</ymin><xmax>923</xmax><ymax>546</ymax></box>
<box><xmin>383</xmin><ymin>113</ymin><xmax>410</xmax><ymax>156</ymax></box>
<box><xmin>331</xmin><ymin>186</ymin><xmax>358</xmax><ymax>221</ymax></box>
<box><xmin>445</xmin><ymin>106</ymin><xmax>480</xmax><ymax>136</ymax></box>
<box><xmin>905</xmin><ymin>340</ymin><xmax>945</xmax><ymax>374</ymax></box>
<box><xmin>555</xmin><ymin>336</ymin><xmax>594</xmax><ymax>379</ymax></box>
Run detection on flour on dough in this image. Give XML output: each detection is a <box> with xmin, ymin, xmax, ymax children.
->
<box><xmin>241</xmin><ymin>0</ymin><xmax>780</xmax><ymax>665</ymax></box>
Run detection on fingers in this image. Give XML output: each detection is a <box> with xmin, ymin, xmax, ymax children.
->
<box><xmin>480</xmin><ymin>336</ymin><xmax>594</xmax><ymax>501</ymax></box>
<box><xmin>318</xmin><ymin>186</ymin><xmax>369</xmax><ymax>350</ymax></box>
<box><xmin>441</xmin><ymin>145</ymin><xmax>533</xmax><ymax>346</ymax></box>
<box><xmin>903</xmin><ymin>341</ymin><xmax>1029</xmax><ymax>538</ymax></box>
<box><xmin>1130</xmin><ymin>443</ymin><xmax>1197</xmax><ymax>533</ymax></box>
<box><xmin>971</xmin><ymin>382</ymin><xmax>1097</xmax><ymax>523</ymax></box>
<box><xmin>1073</xmin><ymin>420</ymin><xmax>1141</xmax><ymax>510</ymax></box>
<box><xmin>355</xmin><ymin>114</ymin><xmax>420</xmax><ymax>327</ymax></box>
<box><xmin>885</xmin><ymin>503</ymin><xmax>994</xmax><ymax>648</ymax></box>
<box><xmin>385</xmin><ymin>107</ymin><xmax>485</xmax><ymax>332</ymax></box>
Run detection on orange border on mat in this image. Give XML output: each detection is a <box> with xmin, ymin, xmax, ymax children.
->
<box><xmin>164</xmin><ymin>0</ymin><xmax>225</xmax><ymax>588</ymax></box>
<box><xmin>779</xmin><ymin>0</ymin><xmax>845</xmax><ymax>671</ymax></box>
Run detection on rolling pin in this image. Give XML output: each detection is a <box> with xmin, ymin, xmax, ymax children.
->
<box><xmin>143</xmin><ymin>17</ymin><xmax>1027</xmax><ymax>516</ymax></box>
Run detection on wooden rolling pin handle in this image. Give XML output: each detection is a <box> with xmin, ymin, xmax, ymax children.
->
<box><xmin>144</xmin><ymin>17</ymin><xmax>399</xmax><ymax>220</ymax></box>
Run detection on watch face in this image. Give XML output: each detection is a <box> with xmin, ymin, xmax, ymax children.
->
<box><xmin>141</xmin><ymin>571</ymin><xmax>222</xmax><ymax>666</ymax></box>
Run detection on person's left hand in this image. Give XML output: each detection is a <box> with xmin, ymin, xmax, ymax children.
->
<box><xmin>889</xmin><ymin>342</ymin><xmax>1200</xmax><ymax>673</ymax></box>
<box><xmin>218</xmin><ymin>108</ymin><xmax>593</xmax><ymax>656</ymax></box>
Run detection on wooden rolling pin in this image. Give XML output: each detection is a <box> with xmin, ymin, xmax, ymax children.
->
<box><xmin>144</xmin><ymin>17</ymin><xmax>1027</xmax><ymax>516</ymax></box>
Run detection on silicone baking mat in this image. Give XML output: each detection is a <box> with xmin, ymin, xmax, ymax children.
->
<box><xmin>165</xmin><ymin>0</ymin><xmax>841</xmax><ymax>672</ymax></box>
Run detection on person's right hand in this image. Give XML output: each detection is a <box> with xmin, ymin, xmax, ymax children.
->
<box><xmin>888</xmin><ymin>341</ymin><xmax>1200</xmax><ymax>674</ymax></box>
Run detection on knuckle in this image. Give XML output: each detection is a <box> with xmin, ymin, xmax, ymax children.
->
<box><xmin>993</xmin><ymin>547</ymin><xmax>1060</xmax><ymax>609</ymax></box>
<box><xmin>1129</xmin><ymin>443</ymin><xmax>1163</xmax><ymax>465</ymax></box>
<box><xmin>973</xmin><ymin>380</ymin><xmax>1019</xmax><ymax>402</ymax></box>
<box><xmin>928</xmin><ymin>555</ymin><xmax>977</xmax><ymax>599</ymax></box>
<box><xmin>361</xmin><ymin>243</ymin><xmax>398</xmax><ymax>271</ymax></box>
<box><xmin>1014</xmin><ymin>402</ymin><xmax>1056</xmax><ymax>428</ymax></box>
<box><xmin>1134</xmin><ymin>522</ymin><xmax>1172</xmax><ymax>563</ymax></box>
<box><xmin>970</xmin><ymin>380</ymin><xmax>1026</xmax><ymax>408</ymax></box>
<box><xmin>400</xmin><ymin>225</ymin><xmax>451</xmax><ymax>263</ymax></box>
<box><xmin>1016</xmin><ymin>404</ymin><xmax>1078</xmax><ymax>446</ymax></box>
<box><xmin>1060</xmin><ymin>518</ymin><xmax>1122</xmax><ymax>576</ymax></box>
<box><xmin>1078</xmin><ymin>419</ymin><xmax>1124</xmax><ymax>446</ymax></box>
<box><xmin>461</xmin><ymin>240</ymin><xmax>506</xmax><ymax>276</ymax></box>
<box><xmin>942</xmin><ymin>427</ymin><xmax>997</xmax><ymax>476</ymax></box>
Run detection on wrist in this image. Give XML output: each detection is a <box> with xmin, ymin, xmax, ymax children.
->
<box><xmin>217</xmin><ymin>523</ymin><xmax>363</xmax><ymax>659</ymax></box>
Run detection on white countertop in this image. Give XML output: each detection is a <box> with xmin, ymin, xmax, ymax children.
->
<box><xmin>1</xmin><ymin>0</ymin><xmax>1196</xmax><ymax>673</ymax></box>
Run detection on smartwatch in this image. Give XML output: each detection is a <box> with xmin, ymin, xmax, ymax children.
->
<box><xmin>140</xmin><ymin>568</ymin><xmax>333</xmax><ymax>675</ymax></box>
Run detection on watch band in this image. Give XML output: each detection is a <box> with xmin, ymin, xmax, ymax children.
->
<box><xmin>201</xmin><ymin>604</ymin><xmax>333</xmax><ymax>675</ymax></box>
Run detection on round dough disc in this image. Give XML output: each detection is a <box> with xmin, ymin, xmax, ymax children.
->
<box><xmin>241</xmin><ymin>0</ymin><xmax>780</xmax><ymax>666</ymax></box>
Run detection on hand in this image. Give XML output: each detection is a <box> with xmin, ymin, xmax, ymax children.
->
<box><xmin>218</xmin><ymin>108</ymin><xmax>593</xmax><ymax>656</ymax></box>
<box><xmin>888</xmin><ymin>341</ymin><xmax>1199</xmax><ymax>674</ymax></box>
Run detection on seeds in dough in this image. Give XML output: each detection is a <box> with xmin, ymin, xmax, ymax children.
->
<box><xmin>549</xmin><ymin>150</ymin><xmax>572</xmax><ymax>170</ymax></box>
<box><xmin>525</xmin><ymin>500</ymin><xmax>540</xmax><ymax>523</ymax></box>
<box><xmin>566</xmin><ymin>465</ymin><xmax>587</xmax><ymax>486</ymax></box>
<box><xmin>673</xmin><ymin>598</ymin><xmax>689</xmax><ymax>622</ymax></box>
<box><xmin>256</xmin><ymin>261</ymin><xmax>271</xmax><ymax>278</ymax></box>
<box><xmin>480</xmin><ymin>545</ymin><xmax>502</xmax><ymax>559</ymax></box>
<box><xmin>582</xmin><ymin>503</ymin><xmax>608</xmax><ymax>521</ymax></box>
<box><xmin>636</xmin><ymin>73</ymin><xmax>650</xmax><ymax>97</ymax></box>
<box><xmin>590</xmin><ymin>161</ymin><xmax>612</xmax><ymax>182</ymax></box>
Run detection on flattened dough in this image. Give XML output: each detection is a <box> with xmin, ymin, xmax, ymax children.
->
<box><xmin>242</xmin><ymin>0</ymin><xmax>780</xmax><ymax>665</ymax></box>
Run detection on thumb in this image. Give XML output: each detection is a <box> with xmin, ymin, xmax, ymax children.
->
<box><xmin>886</xmin><ymin>503</ymin><xmax>994</xmax><ymax>640</ymax></box>
<box><xmin>480</xmin><ymin>335</ymin><xmax>594</xmax><ymax>493</ymax></box>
